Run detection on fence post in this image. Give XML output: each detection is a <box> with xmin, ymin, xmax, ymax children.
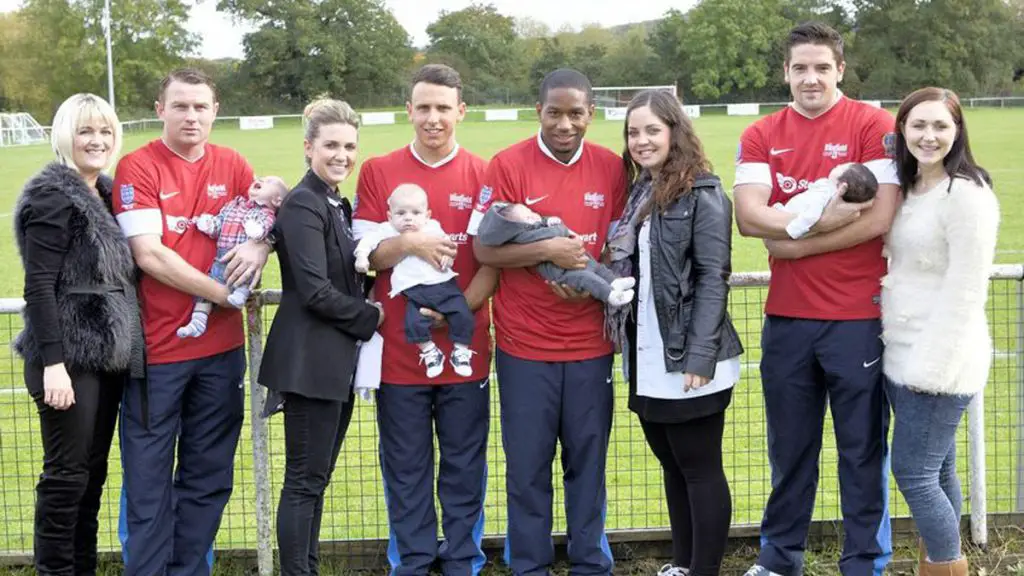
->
<box><xmin>1017</xmin><ymin>279</ymin><xmax>1024</xmax><ymax>512</ymax></box>
<box><xmin>246</xmin><ymin>295</ymin><xmax>274</xmax><ymax>575</ymax></box>
<box><xmin>968</xmin><ymin>390</ymin><xmax>987</xmax><ymax>546</ymax></box>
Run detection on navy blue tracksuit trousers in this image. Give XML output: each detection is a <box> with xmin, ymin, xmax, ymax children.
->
<box><xmin>757</xmin><ymin>317</ymin><xmax>891</xmax><ymax>576</ymax></box>
<box><xmin>377</xmin><ymin>379</ymin><xmax>490</xmax><ymax>576</ymax></box>
<box><xmin>496</xmin><ymin>348</ymin><xmax>615</xmax><ymax>576</ymax></box>
<box><xmin>118</xmin><ymin>347</ymin><xmax>246</xmax><ymax>576</ymax></box>
<box><xmin>403</xmin><ymin>280</ymin><xmax>475</xmax><ymax>346</ymax></box>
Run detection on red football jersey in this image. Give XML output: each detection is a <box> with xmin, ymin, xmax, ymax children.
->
<box><xmin>113</xmin><ymin>140</ymin><xmax>254</xmax><ymax>364</ymax></box>
<box><xmin>468</xmin><ymin>134</ymin><xmax>627</xmax><ymax>362</ymax></box>
<box><xmin>353</xmin><ymin>145</ymin><xmax>492</xmax><ymax>385</ymax></box>
<box><xmin>735</xmin><ymin>96</ymin><xmax>898</xmax><ymax>320</ymax></box>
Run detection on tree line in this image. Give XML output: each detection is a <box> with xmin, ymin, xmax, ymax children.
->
<box><xmin>2</xmin><ymin>0</ymin><xmax>1023</xmax><ymax>123</ymax></box>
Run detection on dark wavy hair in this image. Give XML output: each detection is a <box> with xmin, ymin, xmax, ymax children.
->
<box><xmin>622</xmin><ymin>89</ymin><xmax>711</xmax><ymax>219</ymax></box>
<box><xmin>894</xmin><ymin>87</ymin><xmax>991</xmax><ymax>195</ymax></box>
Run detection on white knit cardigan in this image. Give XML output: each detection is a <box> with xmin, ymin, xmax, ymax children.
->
<box><xmin>881</xmin><ymin>175</ymin><xmax>1000</xmax><ymax>396</ymax></box>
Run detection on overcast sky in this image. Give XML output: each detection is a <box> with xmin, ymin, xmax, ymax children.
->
<box><xmin>0</xmin><ymin>0</ymin><xmax>696</xmax><ymax>59</ymax></box>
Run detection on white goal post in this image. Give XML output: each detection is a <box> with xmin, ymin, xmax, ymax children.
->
<box><xmin>0</xmin><ymin>113</ymin><xmax>48</xmax><ymax>147</ymax></box>
<box><xmin>592</xmin><ymin>85</ymin><xmax>678</xmax><ymax>108</ymax></box>
<box><xmin>593</xmin><ymin>85</ymin><xmax>681</xmax><ymax>120</ymax></box>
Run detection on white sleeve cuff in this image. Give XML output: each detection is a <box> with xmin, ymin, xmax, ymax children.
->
<box><xmin>733</xmin><ymin>163</ymin><xmax>772</xmax><ymax>187</ymax></box>
<box><xmin>116</xmin><ymin>209</ymin><xmax>163</xmax><ymax>238</ymax></box>
<box><xmin>864</xmin><ymin>158</ymin><xmax>899</xmax><ymax>186</ymax></box>
<box><xmin>785</xmin><ymin>213</ymin><xmax>817</xmax><ymax>239</ymax></box>
<box><xmin>466</xmin><ymin>210</ymin><xmax>484</xmax><ymax>236</ymax></box>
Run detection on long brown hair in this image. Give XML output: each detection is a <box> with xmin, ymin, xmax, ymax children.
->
<box><xmin>894</xmin><ymin>87</ymin><xmax>991</xmax><ymax>195</ymax></box>
<box><xmin>622</xmin><ymin>89</ymin><xmax>711</xmax><ymax>219</ymax></box>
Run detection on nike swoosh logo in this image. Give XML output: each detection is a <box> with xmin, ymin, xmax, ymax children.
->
<box><xmin>159</xmin><ymin>191</ymin><xmax>180</xmax><ymax>200</ymax></box>
<box><xmin>525</xmin><ymin>196</ymin><xmax>548</xmax><ymax>206</ymax></box>
<box><xmin>770</xmin><ymin>148</ymin><xmax>794</xmax><ymax>156</ymax></box>
<box><xmin>863</xmin><ymin>357</ymin><xmax>881</xmax><ymax>368</ymax></box>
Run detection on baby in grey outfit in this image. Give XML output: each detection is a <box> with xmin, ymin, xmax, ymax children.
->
<box><xmin>477</xmin><ymin>202</ymin><xmax>635</xmax><ymax>307</ymax></box>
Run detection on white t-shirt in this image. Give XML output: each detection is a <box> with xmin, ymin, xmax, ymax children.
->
<box><xmin>354</xmin><ymin>219</ymin><xmax>458</xmax><ymax>297</ymax></box>
<box><xmin>635</xmin><ymin>220</ymin><xmax>741</xmax><ymax>400</ymax></box>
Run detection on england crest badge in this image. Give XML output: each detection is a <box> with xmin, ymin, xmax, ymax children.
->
<box><xmin>478</xmin><ymin>185</ymin><xmax>493</xmax><ymax>206</ymax></box>
<box><xmin>120</xmin><ymin>184</ymin><xmax>135</xmax><ymax>207</ymax></box>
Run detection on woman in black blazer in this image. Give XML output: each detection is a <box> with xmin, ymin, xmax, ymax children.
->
<box><xmin>258</xmin><ymin>98</ymin><xmax>382</xmax><ymax>576</ymax></box>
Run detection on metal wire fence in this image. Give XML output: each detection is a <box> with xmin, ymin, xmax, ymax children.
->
<box><xmin>0</xmin><ymin>267</ymin><xmax>1021</xmax><ymax>571</ymax></box>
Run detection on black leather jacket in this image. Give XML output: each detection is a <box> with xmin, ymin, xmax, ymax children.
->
<box><xmin>646</xmin><ymin>173</ymin><xmax>743</xmax><ymax>378</ymax></box>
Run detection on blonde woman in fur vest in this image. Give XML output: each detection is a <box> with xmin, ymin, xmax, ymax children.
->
<box><xmin>882</xmin><ymin>87</ymin><xmax>999</xmax><ymax>576</ymax></box>
<box><xmin>14</xmin><ymin>94</ymin><xmax>143</xmax><ymax>575</ymax></box>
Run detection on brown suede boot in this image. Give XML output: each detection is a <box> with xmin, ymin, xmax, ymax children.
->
<box><xmin>918</xmin><ymin>555</ymin><xmax>968</xmax><ymax>576</ymax></box>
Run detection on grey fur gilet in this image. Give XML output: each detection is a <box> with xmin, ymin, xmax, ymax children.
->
<box><xmin>13</xmin><ymin>162</ymin><xmax>142</xmax><ymax>374</ymax></box>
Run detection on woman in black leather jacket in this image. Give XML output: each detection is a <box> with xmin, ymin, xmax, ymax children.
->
<box><xmin>606</xmin><ymin>89</ymin><xmax>743</xmax><ymax>576</ymax></box>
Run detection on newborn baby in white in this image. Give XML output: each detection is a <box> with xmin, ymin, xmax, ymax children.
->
<box><xmin>774</xmin><ymin>163</ymin><xmax>878</xmax><ymax>239</ymax></box>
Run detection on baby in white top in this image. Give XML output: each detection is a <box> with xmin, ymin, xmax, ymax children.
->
<box><xmin>775</xmin><ymin>163</ymin><xmax>879</xmax><ymax>239</ymax></box>
<box><xmin>354</xmin><ymin>183</ymin><xmax>475</xmax><ymax>379</ymax></box>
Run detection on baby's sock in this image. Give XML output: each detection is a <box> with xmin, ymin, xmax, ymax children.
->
<box><xmin>607</xmin><ymin>289</ymin><xmax>635</xmax><ymax>308</ymax></box>
<box><xmin>227</xmin><ymin>286</ymin><xmax>250</xmax><ymax>309</ymax></box>
<box><xmin>177</xmin><ymin>310</ymin><xmax>210</xmax><ymax>338</ymax></box>
<box><xmin>611</xmin><ymin>277</ymin><xmax>636</xmax><ymax>291</ymax></box>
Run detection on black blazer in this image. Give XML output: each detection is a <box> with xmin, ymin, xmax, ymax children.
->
<box><xmin>259</xmin><ymin>170</ymin><xmax>380</xmax><ymax>401</ymax></box>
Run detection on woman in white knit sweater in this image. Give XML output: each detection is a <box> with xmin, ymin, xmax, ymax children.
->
<box><xmin>882</xmin><ymin>87</ymin><xmax>999</xmax><ymax>576</ymax></box>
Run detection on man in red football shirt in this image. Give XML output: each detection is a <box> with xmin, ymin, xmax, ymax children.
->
<box><xmin>352</xmin><ymin>64</ymin><xmax>497</xmax><ymax>576</ymax></box>
<box><xmin>469</xmin><ymin>68</ymin><xmax>626</xmax><ymax>576</ymax></box>
<box><xmin>112</xmin><ymin>68</ymin><xmax>271</xmax><ymax>575</ymax></box>
<box><xmin>733</xmin><ymin>23</ymin><xmax>901</xmax><ymax>576</ymax></box>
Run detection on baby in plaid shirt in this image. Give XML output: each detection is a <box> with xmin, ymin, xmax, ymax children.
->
<box><xmin>177</xmin><ymin>176</ymin><xmax>289</xmax><ymax>338</ymax></box>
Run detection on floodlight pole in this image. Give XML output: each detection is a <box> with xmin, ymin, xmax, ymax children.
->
<box><xmin>103</xmin><ymin>0</ymin><xmax>115</xmax><ymax>109</ymax></box>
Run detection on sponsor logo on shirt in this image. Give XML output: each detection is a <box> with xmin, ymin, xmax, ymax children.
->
<box><xmin>448</xmin><ymin>231</ymin><xmax>469</xmax><ymax>245</ymax></box>
<box><xmin>207</xmin><ymin>184</ymin><xmax>228</xmax><ymax>200</ymax></box>
<box><xmin>166</xmin><ymin>215</ymin><xmax>192</xmax><ymax>234</ymax></box>
<box><xmin>775</xmin><ymin>172</ymin><xmax>812</xmax><ymax>195</ymax></box>
<box><xmin>583</xmin><ymin>192</ymin><xmax>605</xmax><ymax>210</ymax></box>
<box><xmin>822</xmin><ymin>143</ymin><xmax>849</xmax><ymax>159</ymax></box>
<box><xmin>449</xmin><ymin>193</ymin><xmax>473</xmax><ymax>211</ymax></box>
<box><xmin>578</xmin><ymin>232</ymin><xmax>599</xmax><ymax>245</ymax></box>
<box><xmin>120</xmin><ymin>184</ymin><xmax>135</xmax><ymax>207</ymax></box>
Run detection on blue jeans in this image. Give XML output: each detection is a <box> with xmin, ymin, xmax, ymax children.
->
<box><xmin>885</xmin><ymin>377</ymin><xmax>973</xmax><ymax>563</ymax></box>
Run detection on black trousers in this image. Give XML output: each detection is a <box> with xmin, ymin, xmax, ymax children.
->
<box><xmin>277</xmin><ymin>391</ymin><xmax>355</xmax><ymax>576</ymax></box>
<box><xmin>25</xmin><ymin>363</ymin><xmax>123</xmax><ymax>576</ymax></box>
<box><xmin>639</xmin><ymin>411</ymin><xmax>732</xmax><ymax>576</ymax></box>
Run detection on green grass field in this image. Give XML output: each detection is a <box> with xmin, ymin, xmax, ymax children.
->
<box><xmin>0</xmin><ymin>111</ymin><xmax>1020</xmax><ymax>561</ymax></box>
